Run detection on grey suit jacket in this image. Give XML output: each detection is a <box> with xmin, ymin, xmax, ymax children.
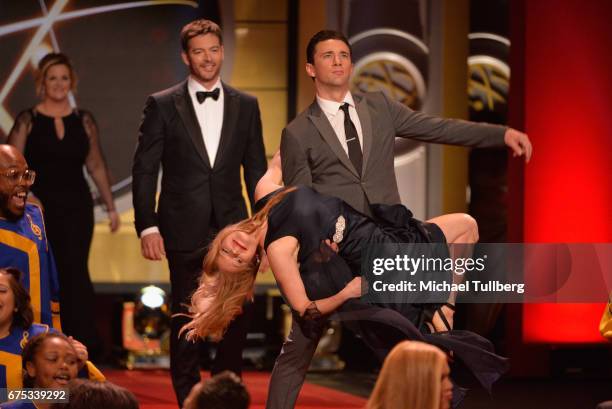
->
<box><xmin>281</xmin><ymin>91</ymin><xmax>506</xmax><ymax>214</ymax></box>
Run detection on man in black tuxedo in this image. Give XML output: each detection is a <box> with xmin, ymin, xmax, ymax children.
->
<box><xmin>132</xmin><ymin>19</ymin><xmax>267</xmax><ymax>407</ymax></box>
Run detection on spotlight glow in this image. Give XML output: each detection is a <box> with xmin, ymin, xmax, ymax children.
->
<box><xmin>140</xmin><ymin>285</ymin><xmax>165</xmax><ymax>309</ymax></box>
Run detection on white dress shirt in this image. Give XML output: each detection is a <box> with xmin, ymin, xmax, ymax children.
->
<box><xmin>141</xmin><ymin>76</ymin><xmax>224</xmax><ymax>239</ymax></box>
<box><xmin>316</xmin><ymin>92</ymin><xmax>364</xmax><ymax>155</ymax></box>
<box><xmin>188</xmin><ymin>76</ymin><xmax>224</xmax><ymax>166</ymax></box>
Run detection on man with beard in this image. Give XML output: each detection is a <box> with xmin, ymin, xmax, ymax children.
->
<box><xmin>132</xmin><ymin>19</ymin><xmax>267</xmax><ymax>406</ymax></box>
<box><xmin>0</xmin><ymin>144</ymin><xmax>60</xmax><ymax>328</ymax></box>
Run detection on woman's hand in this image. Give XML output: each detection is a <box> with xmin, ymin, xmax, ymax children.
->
<box><xmin>342</xmin><ymin>276</ymin><xmax>362</xmax><ymax>299</ymax></box>
<box><xmin>108</xmin><ymin>209</ymin><xmax>120</xmax><ymax>233</ymax></box>
<box><xmin>324</xmin><ymin>239</ymin><xmax>339</xmax><ymax>253</ymax></box>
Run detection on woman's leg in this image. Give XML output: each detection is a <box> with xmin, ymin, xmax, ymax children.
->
<box><xmin>427</xmin><ymin>213</ymin><xmax>479</xmax><ymax>245</ymax></box>
<box><xmin>425</xmin><ymin>213</ymin><xmax>479</xmax><ymax>331</ymax></box>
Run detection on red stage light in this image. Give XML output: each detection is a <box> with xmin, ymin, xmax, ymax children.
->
<box><xmin>522</xmin><ymin>0</ymin><xmax>612</xmax><ymax>344</ymax></box>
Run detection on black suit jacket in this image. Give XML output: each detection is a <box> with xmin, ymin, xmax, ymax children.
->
<box><xmin>132</xmin><ymin>80</ymin><xmax>267</xmax><ymax>252</ymax></box>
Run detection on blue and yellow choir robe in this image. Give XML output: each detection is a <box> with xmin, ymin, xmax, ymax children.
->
<box><xmin>0</xmin><ymin>204</ymin><xmax>60</xmax><ymax>328</ymax></box>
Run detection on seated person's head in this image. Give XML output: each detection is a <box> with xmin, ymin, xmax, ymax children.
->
<box><xmin>22</xmin><ymin>332</ymin><xmax>79</xmax><ymax>388</ymax></box>
<box><xmin>51</xmin><ymin>379</ymin><xmax>139</xmax><ymax>409</ymax></box>
<box><xmin>367</xmin><ymin>341</ymin><xmax>453</xmax><ymax>409</ymax></box>
<box><xmin>0</xmin><ymin>267</ymin><xmax>33</xmax><ymax>331</ymax></box>
<box><xmin>183</xmin><ymin>371</ymin><xmax>249</xmax><ymax>409</ymax></box>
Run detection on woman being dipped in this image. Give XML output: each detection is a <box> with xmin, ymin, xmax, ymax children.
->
<box><xmin>7</xmin><ymin>53</ymin><xmax>119</xmax><ymax>354</ymax></box>
<box><xmin>183</xmin><ymin>153</ymin><xmax>507</xmax><ymax>400</ymax></box>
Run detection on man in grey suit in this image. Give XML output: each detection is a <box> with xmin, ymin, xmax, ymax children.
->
<box><xmin>267</xmin><ymin>30</ymin><xmax>532</xmax><ymax>409</ymax></box>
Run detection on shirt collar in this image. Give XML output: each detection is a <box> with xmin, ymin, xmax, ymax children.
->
<box><xmin>188</xmin><ymin>76</ymin><xmax>223</xmax><ymax>95</ymax></box>
<box><xmin>316</xmin><ymin>92</ymin><xmax>355</xmax><ymax>117</ymax></box>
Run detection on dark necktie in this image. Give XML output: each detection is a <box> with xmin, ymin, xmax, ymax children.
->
<box><xmin>196</xmin><ymin>88</ymin><xmax>220</xmax><ymax>103</ymax></box>
<box><xmin>339</xmin><ymin>103</ymin><xmax>362</xmax><ymax>175</ymax></box>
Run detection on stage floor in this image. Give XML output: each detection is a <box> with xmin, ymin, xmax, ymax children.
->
<box><xmin>105</xmin><ymin>369</ymin><xmax>612</xmax><ymax>409</ymax></box>
<box><xmin>104</xmin><ymin>370</ymin><xmax>366</xmax><ymax>409</ymax></box>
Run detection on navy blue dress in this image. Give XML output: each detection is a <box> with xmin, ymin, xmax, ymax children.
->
<box><xmin>258</xmin><ymin>186</ymin><xmax>508</xmax><ymax>401</ymax></box>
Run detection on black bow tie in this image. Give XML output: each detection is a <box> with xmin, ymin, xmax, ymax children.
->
<box><xmin>196</xmin><ymin>88</ymin><xmax>220</xmax><ymax>103</ymax></box>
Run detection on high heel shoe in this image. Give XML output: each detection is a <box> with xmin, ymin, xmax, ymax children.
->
<box><xmin>423</xmin><ymin>303</ymin><xmax>455</xmax><ymax>333</ymax></box>
<box><xmin>432</xmin><ymin>303</ymin><xmax>455</xmax><ymax>332</ymax></box>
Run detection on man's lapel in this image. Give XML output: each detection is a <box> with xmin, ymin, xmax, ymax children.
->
<box><xmin>354</xmin><ymin>93</ymin><xmax>373</xmax><ymax>174</ymax></box>
<box><xmin>214</xmin><ymin>82</ymin><xmax>239</xmax><ymax>169</ymax></box>
<box><xmin>173</xmin><ymin>80</ymin><xmax>211</xmax><ymax>169</ymax></box>
<box><xmin>307</xmin><ymin>101</ymin><xmax>360</xmax><ymax>178</ymax></box>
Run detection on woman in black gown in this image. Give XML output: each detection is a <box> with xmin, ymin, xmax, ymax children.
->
<box><xmin>183</xmin><ymin>153</ymin><xmax>507</xmax><ymax>403</ymax></box>
<box><xmin>7</xmin><ymin>53</ymin><xmax>119</xmax><ymax>353</ymax></box>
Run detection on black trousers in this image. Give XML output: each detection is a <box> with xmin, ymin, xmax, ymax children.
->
<box><xmin>168</xmin><ymin>249</ymin><xmax>253</xmax><ymax>407</ymax></box>
<box><xmin>44</xmin><ymin>202</ymin><xmax>100</xmax><ymax>356</ymax></box>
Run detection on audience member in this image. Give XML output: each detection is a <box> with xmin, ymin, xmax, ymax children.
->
<box><xmin>366</xmin><ymin>341</ymin><xmax>453</xmax><ymax>409</ymax></box>
<box><xmin>182</xmin><ymin>371</ymin><xmax>250</xmax><ymax>409</ymax></box>
<box><xmin>0</xmin><ymin>145</ymin><xmax>60</xmax><ymax>328</ymax></box>
<box><xmin>50</xmin><ymin>379</ymin><xmax>139</xmax><ymax>409</ymax></box>
<box><xmin>2</xmin><ymin>332</ymin><xmax>79</xmax><ymax>409</ymax></box>
<box><xmin>0</xmin><ymin>267</ymin><xmax>104</xmax><ymax>397</ymax></box>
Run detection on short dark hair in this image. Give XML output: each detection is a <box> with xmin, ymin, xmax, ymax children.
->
<box><xmin>306</xmin><ymin>30</ymin><xmax>352</xmax><ymax>64</ymax></box>
<box><xmin>22</xmin><ymin>332</ymin><xmax>73</xmax><ymax>387</ymax></box>
<box><xmin>180</xmin><ymin>19</ymin><xmax>223</xmax><ymax>51</ymax></box>
<box><xmin>51</xmin><ymin>379</ymin><xmax>139</xmax><ymax>409</ymax></box>
<box><xmin>0</xmin><ymin>267</ymin><xmax>33</xmax><ymax>330</ymax></box>
<box><xmin>195</xmin><ymin>371</ymin><xmax>249</xmax><ymax>409</ymax></box>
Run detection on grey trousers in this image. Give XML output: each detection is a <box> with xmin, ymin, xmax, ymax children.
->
<box><xmin>265</xmin><ymin>312</ymin><xmax>323</xmax><ymax>409</ymax></box>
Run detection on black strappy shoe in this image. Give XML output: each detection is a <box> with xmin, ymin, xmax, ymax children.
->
<box><xmin>431</xmin><ymin>302</ymin><xmax>456</xmax><ymax>332</ymax></box>
<box><xmin>420</xmin><ymin>303</ymin><xmax>456</xmax><ymax>333</ymax></box>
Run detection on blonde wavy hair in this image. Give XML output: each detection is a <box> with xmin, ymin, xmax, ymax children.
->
<box><xmin>181</xmin><ymin>187</ymin><xmax>295</xmax><ymax>341</ymax></box>
<box><xmin>366</xmin><ymin>341</ymin><xmax>448</xmax><ymax>409</ymax></box>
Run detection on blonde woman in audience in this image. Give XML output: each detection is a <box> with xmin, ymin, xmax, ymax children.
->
<box><xmin>366</xmin><ymin>341</ymin><xmax>453</xmax><ymax>409</ymax></box>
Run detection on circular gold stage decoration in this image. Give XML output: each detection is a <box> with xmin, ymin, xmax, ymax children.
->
<box><xmin>468</xmin><ymin>56</ymin><xmax>510</xmax><ymax>113</ymax></box>
<box><xmin>351</xmin><ymin>52</ymin><xmax>425</xmax><ymax>110</ymax></box>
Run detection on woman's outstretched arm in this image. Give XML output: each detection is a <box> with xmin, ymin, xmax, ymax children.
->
<box><xmin>267</xmin><ymin>235</ymin><xmax>362</xmax><ymax>316</ymax></box>
<box><xmin>255</xmin><ymin>151</ymin><xmax>284</xmax><ymax>201</ymax></box>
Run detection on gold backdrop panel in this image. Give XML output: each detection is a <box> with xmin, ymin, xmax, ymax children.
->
<box><xmin>231</xmin><ymin>23</ymin><xmax>287</xmax><ymax>89</ymax></box>
<box><xmin>248</xmin><ymin>90</ymin><xmax>286</xmax><ymax>155</ymax></box>
<box><xmin>234</xmin><ymin>0</ymin><xmax>287</xmax><ymax>22</ymax></box>
<box><xmin>89</xmin><ymin>211</ymin><xmax>169</xmax><ymax>284</ymax></box>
